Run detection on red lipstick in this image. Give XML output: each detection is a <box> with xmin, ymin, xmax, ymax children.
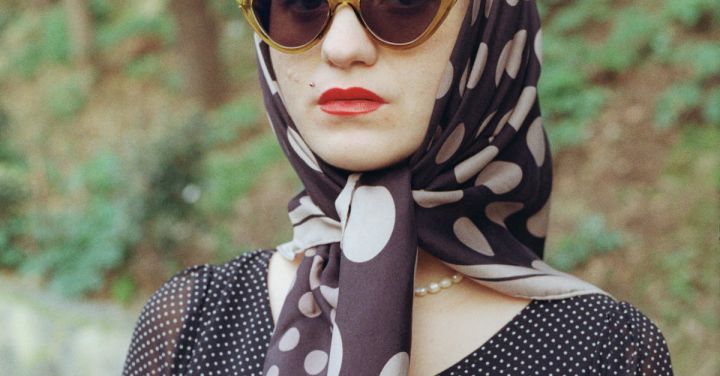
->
<box><xmin>318</xmin><ymin>87</ymin><xmax>387</xmax><ymax>116</ymax></box>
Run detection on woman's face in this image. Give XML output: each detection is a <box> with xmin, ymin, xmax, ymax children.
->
<box><xmin>270</xmin><ymin>0</ymin><xmax>468</xmax><ymax>172</ymax></box>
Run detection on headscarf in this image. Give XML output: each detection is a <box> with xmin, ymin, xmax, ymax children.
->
<box><xmin>255</xmin><ymin>0</ymin><xmax>606</xmax><ymax>374</ymax></box>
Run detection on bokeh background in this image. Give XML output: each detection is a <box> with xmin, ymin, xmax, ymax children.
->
<box><xmin>0</xmin><ymin>0</ymin><xmax>718</xmax><ymax>374</ymax></box>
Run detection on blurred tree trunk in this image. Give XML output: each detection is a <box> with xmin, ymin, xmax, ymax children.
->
<box><xmin>169</xmin><ymin>0</ymin><xmax>228</xmax><ymax>109</ymax></box>
<box><xmin>62</xmin><ymin>0</ymin><xmax>95</xmax><ymax>66</ymax></box>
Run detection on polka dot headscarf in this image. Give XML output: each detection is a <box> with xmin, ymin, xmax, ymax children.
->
<box><xmin>254</xmin><ymin>0</ymin><xmax>607</xmax><ymax>374</ymax></box>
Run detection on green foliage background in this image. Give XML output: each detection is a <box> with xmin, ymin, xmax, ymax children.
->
<box><xmin>0</xmin><ymin>0</ymin><xmax>717</xmax><ymax>373</ymax></box>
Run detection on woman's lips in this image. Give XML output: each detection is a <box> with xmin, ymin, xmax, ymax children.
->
<box><xmin>318</xmin><ymin>87</ymin><xmax>387</xmax><ymax>116</ymax></box>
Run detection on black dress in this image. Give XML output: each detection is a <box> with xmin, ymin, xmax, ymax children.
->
<box><xmin>121</xmin><ymin>249</ymin><xmax>673</xmax><ymax>375</ymax></box>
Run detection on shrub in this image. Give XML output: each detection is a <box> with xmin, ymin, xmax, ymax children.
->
<box><xmin>96</xmin><ymin>9</ymin><xmax>174</xmax><ymax>52</ymax></box>
<box><xmin>654</xmin><ymin>83</ymin><xmax>703</xmax><ymax>129</ymax></box>
<box><xmin>663</xmin><ymin>0</ymin><xmax>720</xmax><ymax>28</ymax></box>
<box><xmin>0</xmin><ymin>165</ymin><xmax>29</xmax><ymax>216</ymax></box>
<box><xmin>46</xmin><ymin>70</ymin><xmax>94</xmax><ymax>120</ymax></box>
<box><xmin>654</xmin><ymin>42</ymin><xmax>719</xmax><ymax>129</ymax></box>
<box><xmin>539</xmin><ymin>34</ymin><xmax>606</xmax><ymax>149</ymax></box>
<box><xmin>0</xmin><ymin>216</ymin><xmax>26</xmax><ymax>268</ymax></box>
<box><xmin>547</xmin><ymin>214</ymin><xmax>624</xmax><ymax>271</ymax></box>
<box><xmin>201</xmin><ymin>132</ymin><xmax>283</xmax><ymax>216</ymax></box>
<box><xmin>18</xmin><ymin>150</ymin><xmax>143</xmax><ymax>297</ymax></box>
<box><xmin>21</xmin><ymin>197</ymin><xmax>141</xmax><ymax>297</ymax></box>
<box><xmin>703</xmin><ymin>87</ymin><xmax>720</xmax><ymax>127</ymax></box>
<box><xmin>8</xmin><ymin>5</ymin><xmax>71</xmax><ymax>79</ymax></box>
<box><xmin>0</xmin><ymin>104</ymin><xmax>29</xmax><ymax>226</ymax></box>
<box><xmin>595</xmin><ymin>7</ymin><xmax>662</xmax><ymax>74</ymax></box>
<box><xmin>205</xmin><ymin>97</ymin><xmax>260</xmax><ymax>146</ymax></box>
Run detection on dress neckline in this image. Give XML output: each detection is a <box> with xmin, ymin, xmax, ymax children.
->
<box><xmin>259</xmin><ymin>248</ymin><xmax>538</xmax><ymax>374</ymax></box>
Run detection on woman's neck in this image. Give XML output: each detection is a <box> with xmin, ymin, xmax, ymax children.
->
<box><xmin>414</xmin><ymin>247</ymin><xmax>458</xmax><ymax>287</ymax></box>
<box><xmin>285</xmin><ymin>247</ymin><xmax>464</xmax><ymax>287</ymax></box>
<box><xmin>278</xmin><ymin>246</ymin><xmax>527</xmax><ymax>310</ymax></box>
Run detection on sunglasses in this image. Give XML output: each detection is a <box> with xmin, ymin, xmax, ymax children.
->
<box><xmin>236</xmin><ymin>0</ymin><xmax>458</xmax><ymax>53</ymax></box>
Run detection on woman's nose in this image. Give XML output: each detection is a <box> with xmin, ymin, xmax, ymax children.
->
<box><xmin>321</xmin><ymin>6</ymin><xmax>378</xmax><ymax>69</ymax></box>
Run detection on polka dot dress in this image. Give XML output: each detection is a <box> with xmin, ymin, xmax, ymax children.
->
<box><xmin>122</xmin><ymin>249</ymin><xmax>673</xmax><ymax>375</ymax></box>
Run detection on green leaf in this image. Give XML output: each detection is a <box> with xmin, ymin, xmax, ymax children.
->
<box><xmin>205</xmin><ymin>98</ymin><xmax>260</xmax><ymax>147</ymax></box>
<box><xmin>703</xmin><ymin>87</ymin><xmax>720</xmax><ymax>126</ymax></box>
<box><xmin>201</xmin><ymin>133</ymin><xmax>284</xmax><ymax>215</ymax></box>
<box><xmin>547</xmin><ymin>214</ymin><xmax>623</xmax><ymax>271</ymax></box>
<box><xmin>654</xmin><ymin>83</ymin><xmax>703</xmax><ymax>129</ymax></box>
<box><xmin>596</xmin><ymin>7</ymin><xmax>662</xmax><ymax>73</ymax></box>
<box><xmin>111</xmin><ymin>274</ymin><xmax>137</xmax><ymax>305</ymax></box>
<box><xmin>45</xmin><ymin>72</ymin><xmax>93</xmax><ymax>120</ymax></box>
<box><xmin>663</xmin><ymin>0</ymin><xmax>720</xmax><ymax>28</ymax></box>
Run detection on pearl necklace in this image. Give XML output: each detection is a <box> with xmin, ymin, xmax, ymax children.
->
<box><xmin>414</xmin><ymin>273</ymin><xmax>464</xmax><ymax>297</ymax></box>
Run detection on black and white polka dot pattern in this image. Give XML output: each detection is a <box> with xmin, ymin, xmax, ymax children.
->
<box><xmin>440</xmin><ymin>295</ymin><xmax>673</xmax><ymax>375</ymax></box>
<box><xmin>122</xmin><ymin>249</ymin><xmax>673</xmax><ymax>375</ymax></box>
<box><xmin>122</xmin><ymin>250</ymin><xmax>275</xmax><ymax>375</ymax></box>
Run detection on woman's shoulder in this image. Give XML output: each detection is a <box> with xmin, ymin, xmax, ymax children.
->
<box><xmin>157</xmin><ymin>248</ymin><xmax>276</xmax><ymax>308</ymax></box>
<box><xmin>122</xmin><ymin>248</ymin><xmax>277</xmax><ymax>375</ymax></box>
<box><xmin>211</xmin><ymin>247</ymin><xmax>276</xmax><ymax>285</ymax></box>
<box><xmin>532</xmin><ymin>293</ymin><xmax>670</xmax><ymax>348</ymax></box>
<box><xmin>596</xmin><ymin>296</ymin><xmax>673</xmax><ymax>374</ymax></box>
<box><xmin>531</xmin><ymin>293</ymin><xmax>673</xmax><ymax>374</ymax></box>
<box><xmin>194</xmin><ymin>247</ymin><xmax>274</xmax><ymax>280</ymax></box>
<box><xmin>144</xmin><ymin>248</ymin><xmax>275</xmax><ymax>296</ymax></box>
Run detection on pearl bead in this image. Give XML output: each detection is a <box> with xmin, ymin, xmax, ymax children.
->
<box><xmin>414</xmin><ymin>272</ymin><xmax>464</xmax><ymax>297</ymax></box>
<box><xmin>439</xmin><ymin>277</ymin><xmax>452</xmax><ymax>289</ymax></box>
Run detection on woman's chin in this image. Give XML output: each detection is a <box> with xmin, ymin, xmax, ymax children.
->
<box><xmin>296</xmin><ymin>111</ymin><xmax>427</xmax><ymax>172</ymax></box>
<box><xmin>315</xmin><ymin>148</ymin><xmax>407</xmax><ymax>172</ymax></box>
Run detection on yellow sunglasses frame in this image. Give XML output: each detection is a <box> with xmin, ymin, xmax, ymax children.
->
<box><xmin>236</xmin><ymin>0</ymin><xmax>459</xmax><ymax>53</ymax></box>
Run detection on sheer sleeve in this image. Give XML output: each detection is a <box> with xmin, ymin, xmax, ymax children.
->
<box><xmin>121</xmin><ymin>264</ymin><xmax>211</xmax><ymax>376</ymax></box>
<box><xmin>599</xmin><ymin>301</ymin><xmax>674</xmax><ymax>376</ymax></box>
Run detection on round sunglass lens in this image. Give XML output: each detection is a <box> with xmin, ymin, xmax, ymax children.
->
<box><xmin>253</xmin><ymin>0</ymin><xmax>330</xmax><ymax>48</ymax></box>
<box><xmin>360</xmin><ymin>0</ymin><xmax>441</xmax><ymax>45</ymax></box>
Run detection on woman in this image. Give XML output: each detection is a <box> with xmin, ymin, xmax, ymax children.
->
<box><xmin>122</xmin><ymin>0</ymin><xmax>673</xmax><ymax>374</ymax></box>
